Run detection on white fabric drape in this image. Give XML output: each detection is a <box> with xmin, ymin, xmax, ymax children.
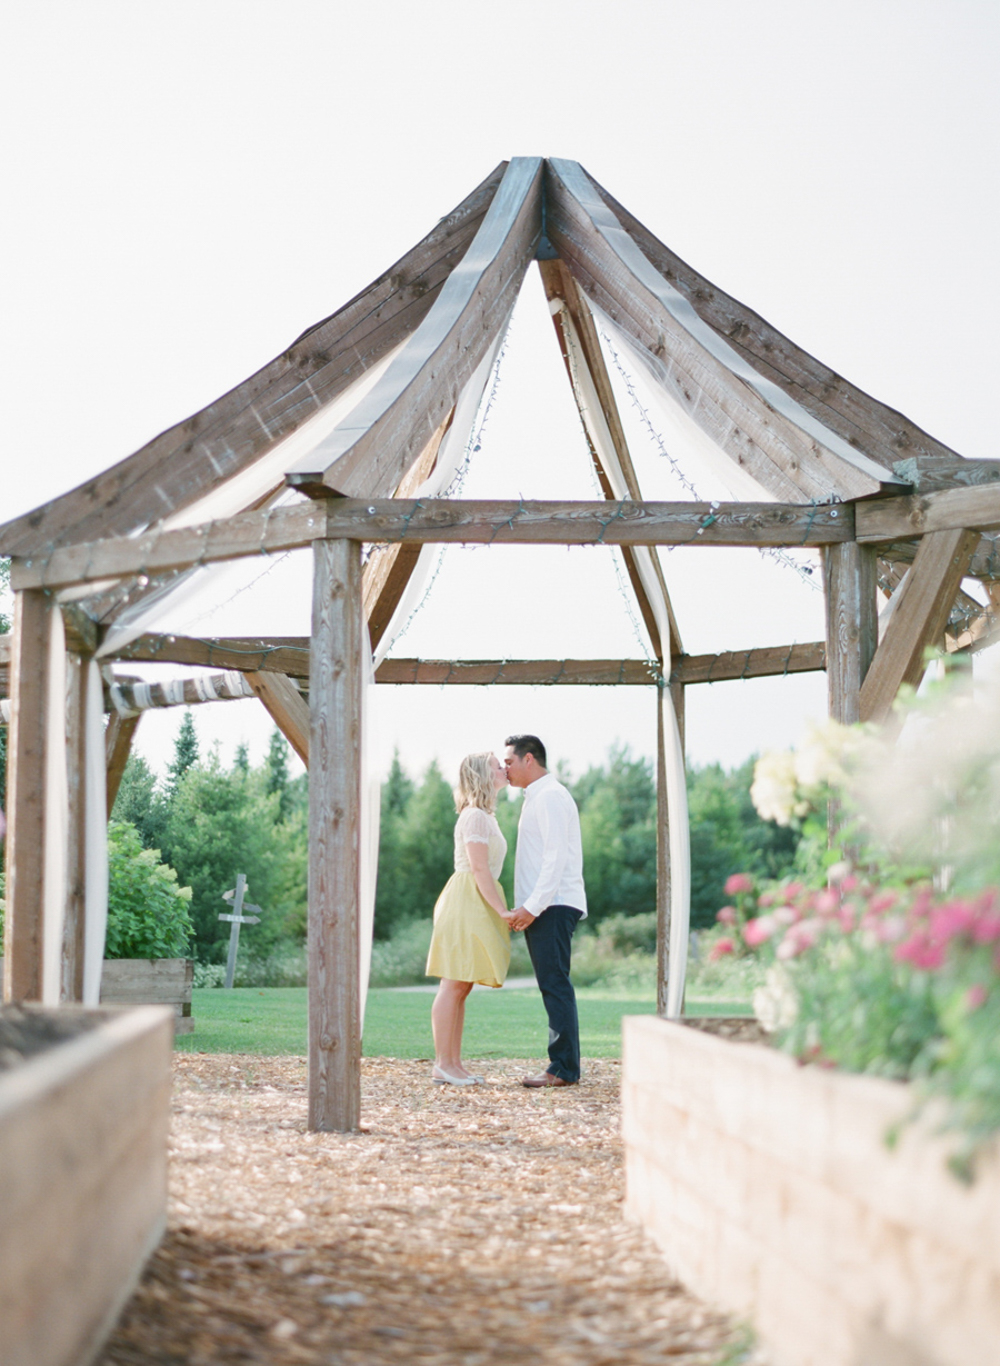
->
<box><xmin>82</xmin><ymin>660</ymin><xmax>109</xmax><ymax>1006</ymax></box>
<box><xmin>41</xmin><ymin>608</ymin><xmax>68</xmax><ymax>1005</ymax></box>
<box><xmin>549</xmin><ymin>292</ymin><xmax>692</xmax><ymax>1017</ymax></box>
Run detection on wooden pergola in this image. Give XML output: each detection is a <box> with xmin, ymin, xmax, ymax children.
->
<box><xmin>3</xmin><ymin>157</ymin><xmax>1000</xmax><ymax>1131</ymax></box>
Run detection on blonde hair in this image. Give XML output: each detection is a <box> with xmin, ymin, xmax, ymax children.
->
<box><xmin>455</xmin><ymin>752</ymin><xmax>497</xmax><ymax>814</ymax></box>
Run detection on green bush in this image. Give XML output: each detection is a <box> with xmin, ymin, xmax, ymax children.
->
<box><xmin>106</xmin><ymin>821</ymin><xmax>193</xmax><ymax>959</ymax></box>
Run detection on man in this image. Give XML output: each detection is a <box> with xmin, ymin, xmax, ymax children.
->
<box><xmin>504</xmin><ymin>734</ymin><xmax>587</xmax><ymax>1088</ymax></box>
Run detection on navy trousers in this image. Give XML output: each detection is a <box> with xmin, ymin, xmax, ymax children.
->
<box><xmin>523</xmin><ymin>905</ymin><xmax>584</xmax><ymax>1083</ymax></box>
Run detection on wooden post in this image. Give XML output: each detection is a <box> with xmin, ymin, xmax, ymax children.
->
<box><xmin>822</xmin><ymin>542</ymin><xmax>877</xmax><ymax>723</ymax></box>
<box><xmin>4</xmin><ymin>590</ymin><xmax>54</xmax><ymax>1002</ymax></box>
<box><xmin>308</xmin><ymin>538</ymin><xmax>363</xmax><ymax>1132</ymax></box>
<box><xmin>656</xmin><ymin>679</ymin><xmax>685</xmax><ymax>1017</ymax></box>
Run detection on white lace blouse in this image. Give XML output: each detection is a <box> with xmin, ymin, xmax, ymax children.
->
<box><xmin>453</xmin><ymin>806</ymin><xmax>507</xmax><ymax>880</ymax></box>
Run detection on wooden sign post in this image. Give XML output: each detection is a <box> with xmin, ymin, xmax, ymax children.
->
<box><xmin>219</xmin><ymin>874</ymin><xmax>262</xmax><ymax>990</ymax></box>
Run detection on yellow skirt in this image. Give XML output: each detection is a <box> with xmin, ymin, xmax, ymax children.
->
<box><xmin>425</xmin><ymin>872</ymin><xmax>511</xmax><ymax>988</ymax></box>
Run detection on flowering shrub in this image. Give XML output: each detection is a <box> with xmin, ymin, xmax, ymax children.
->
<box><xmin>720</xmin><ymin>869</ymin><xmax>1000</xmax><ymax>1173</ymax></box>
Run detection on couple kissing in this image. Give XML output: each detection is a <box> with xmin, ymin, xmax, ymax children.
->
<box><xmin>425</xmin><ymin>735</ymin><xmax>586</xmax><ymax>1089</ymax></box>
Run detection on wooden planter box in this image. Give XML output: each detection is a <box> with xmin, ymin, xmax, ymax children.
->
<box><xmin>0</xmin><ymin>1005</ymin><xmax>173</xmax><ymax>1366</ymax></box>
<box><xmin>622</xmin><ymin>1016</ymin><xmax>1000</xmax><ymax>1366</ymax></box>
<box><xmin>101</xmin><ymin>957</ymin><xmax>194</xmax><ymax>1034</ymax></box>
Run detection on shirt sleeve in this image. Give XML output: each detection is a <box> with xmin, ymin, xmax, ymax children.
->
<box><xmin>458</xmin><ymin>807</ymin><xmax>494</xmax><ymax>844</ymax></box>
<box><xmin>523</xmin><ymin>791</ymin><xmax>571</xmax><ymax>917</ymax></box>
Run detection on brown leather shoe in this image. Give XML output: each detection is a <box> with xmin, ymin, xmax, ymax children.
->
<box><xmin>521</xmin><ymin>1071</ymin><xmax>573</xmax><ymax>1088</ymax></box>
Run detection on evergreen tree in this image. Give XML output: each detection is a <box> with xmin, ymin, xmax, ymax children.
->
<box><xmin>265</xmin><ymin>728</ymin><xmax>292</xmax><ymax>818</ymax></box>
<box><xmin>111</xmin><ymin>752</ymin><xmax>168</xmax><ymax>851</ymax></box>
<box><xmin>234</xmin><ymin>741</ymin><xmax>250</xmax><ymax>774</ymax></box>
<box><xmin>166</xmin><ymin>712</ymin><xmax>199</xmax><ymax>797</ymax></box>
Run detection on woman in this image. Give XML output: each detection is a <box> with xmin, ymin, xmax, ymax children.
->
<box><xmin>426</xmin><ymin>752</ymin><xmax>511</xmax><ymax>1085</ymax></box>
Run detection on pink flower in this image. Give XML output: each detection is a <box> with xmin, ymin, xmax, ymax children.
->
<box><xmin>777</xmin><ymin>918</ymin><xmax>822</xmax><ymax>959</ymax></box>
<box><xmin>838</xmin><ymin>906</ymin><xmax>856</xmax><ymax>933</ymax></box>
<box><xmin>716</xmin><ymin>906</ymin><xmax>737</xmax><ymax>925</ymax></box>
<box><xmin>783</xmin><ymin>882</ymin><xmax>805</xmax><ymax>903</ymax></box>
<box><xmin>709</xmin><ymin>938</ymin><xmax>735</xmax><ymax>961</ymax></box>
<box><xmin>929</xmin><ymin>902</ymin><xmax>976</xmax><ymax>942</ymax></box>
<box><xmin>725</xmin><ymin>873</ymin><xmax>754</xmax><ymax>896</ymax></box>
<box><xmin>965</xmin><ymin>984</ymin><xmax>988</xmax><ymax>1012</ymax></box>
<box><xmin>972</xmin><ymin>912</ymin><xmax>1000</xmax><ymax>945</ymax></box>
<box><xmin>813</xmin><ymin>890</ymin><xmax>839</xmax><ymax>916</ymax></box>
<box><xmin>867</xmin><ymin>891</ymin><xmax>898</xmax><ymax>916</ymax></box>
<box><xmin>773</xmin><ymin>906</ymin><xmax>799</xmax><ymax>927</ymax></box>
<box><xmin>894</xmin><ymin>934</ymin><xmax>946</xmax><ymax>971</ymax></box>
<box><xmin>758</xmin><ymin>892</ymin><xmax>775</xmax><ymax>908</ymax></box>
<box><xmin>743</xmin><ymin>915</ymin><xmax>778</xmax><ymax>947</ymax></box>
<box><xmin>841</xmin><ymin>875</ymin><xmax>859</xmax><ymax>893</ymax></box>
<box><xmin>877</xmin><ymin>915</ymin><xmax>906</xmax><ymax>945</ymax></box>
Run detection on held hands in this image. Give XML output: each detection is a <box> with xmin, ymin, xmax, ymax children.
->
<box><xmin>506</xmin><ymin>907</ymin><xmax>537</xmax><ymax>933</ymax></box>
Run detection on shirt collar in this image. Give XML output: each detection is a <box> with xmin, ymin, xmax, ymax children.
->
<box><xmin>523</xmin><ymin>772</ymin><xmax>556</xmax><ymax>801</ymax></box>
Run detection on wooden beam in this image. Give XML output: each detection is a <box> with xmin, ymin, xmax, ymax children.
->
<box><xmin>375</xmin><ymin>659</ymin><xmax>661</xmax><ymax>686</ymax></box>
<box><xmin>108</xmin><ymin>634</ymin><xmax>312</xmax><ymax>676</ymax></box>
<box><xmin>857</xmin><ymin>484</ymin><xmax>1000</xmax><ymax>543</ymax></box>
<box><xmin>11</xmin><ymin>501</ymin><xmax>325</xmax><ymax>592</ymax></box>
<box><xmin>538</xmin><ymin>256</ymin><xmax>682</xmax><ymax>660</ymax></box>
<box><xmin>105</xmin><ymin>712</ymin><xmax>141</xmax><ymax>816</ymax></box>
<box><xmin>881</xmin><ymin>534</ymin><xmax>1000</xmax><ymax>582</ymax></box>
<box><xmin>286</xmin><ymin>159</ymin><xmax>543</xmax><ymax>499</ymax></box>
<box><xmin>670</xmin><ymin>641</ymin><xmax>826</xmax><ymax>685</ymax></box>
<box><xmin>545</xmin><ymin>159</ymin><xmax>903</xmax><ymax>504</ymax></box>
<box><xmin>823</xmin><ymin>544</ymin><xmax>877</xmax><ymax>724</ymax></box>
<box><xmin>308</xmin><ymin>539</ymin><xmax>363</xmax><ymax>1131</ymax></box>
<box><xmin>591</xmin><ymin>172</ymin><xmax>964</xmax><ymax>478</ymax></box>
<box><xmin>656</xmin><ymin>683</ymin><xmax>686</xmax><ymax>1017</ymax></box>
<box><xmin>245</xmin><ymin>671</ymin><xmax>310</xmax><ymax>766</ymax></box>
<box><xmin>4</xmin><ymin>591</ymin><xmax>54</xmax><ymax>1002</ymax></box>
<box><xmin>0</xmin><ymin>165</ymin><xmax>507</xmax><ymax>557</ymax></box>
<box><xmin>892</xmin><ymin>456</ymin><xmax>1000</xmax><ymax>495</ymax></box>
<box><xmin>363</xmin><ymin>409</ymin><xmax>454</xmax><ymax>652</ymax></box>
<box><xmin>11</xmin><ymin>498</ymin><xmax>855</xmax><ymax>590</ymax></box>
<box><xmin>859</xmin><ymin>529</ymin><xmax>980</xmax><ymax>723</ymax></box>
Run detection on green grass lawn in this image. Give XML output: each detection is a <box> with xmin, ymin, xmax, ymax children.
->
<box><xmin>176</xmin><ymin>986</ymin><xmax>751</xmax><ymax>1058</ymax></box>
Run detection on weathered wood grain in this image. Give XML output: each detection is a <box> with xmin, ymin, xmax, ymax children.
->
<box><xmin>0</xmin><ymin>165</ymin><xmax>507</xmax><ymax>557</ymax></box>
<box><xmin>287</xmin><ymin>159</ymin><xmax>544</xmax><ymax>498</ymax></box>
<box><xmin>545</xmin><ymin>159</ymin><xmax>902</xmax><ymax>504</ymax></box>
<box><xmin>12</xmin><ymin>501</ymin><xmax>326</xmax><ymax>591</ymax></box>
<box><xmin>892</xmin><ymin>455</ymin><xmax>1000</xmax><ymax>494</ymax></box>
<box><xmin>245</xmin><ymin>670</ymin><xmax>310</xmax><ymax>765</ymax></box>
<box><xmin>538</xmin><ymin>257</ymin><xmax>682</xmax><ymax>660</ymax></box>
<box><xmin>856</xmin><ymin>484</ymin><xmax>1000</xmax><ymax>543</ymax></box>
<box><xmin>308</xmin><ymin>539</ymin><xmax>363</xmax><ymax>1132</ymax></box>
<box><xmin>823</xmin><ymin>543</ymin><xmax>877</xmax><ymax>724</ymax></box>
<box><xmin>4</xmin><ymin>592</ymin><xmax>54</xmax><ymax>1002</ymax></box>
<box><xmin>105</xmin><ymin>712</ymin><xmax>141</xmax><ymax>815</ymax></box>
<box><xmin>591</xmin><ymin>174</ymin><xmax>964</xmax><ymax>478</ymax></box>
<box><xmin>109</xmin><ymin>634</ymin><xmax>313</xmax><ymax>675</ymax></box>
<box><xmin>101</xmin><ymin>958</ymin><xmax>193</xmax><ymax>1029</ymax></box>
<box><xmin>12</xmin><ymin>498</ymin><xmax>855</xmax><ymax>591</ymax></box>
<box><xmin>375</xmin><ymin>658</ymin><xmax>661</xmax><ymax>686</ymax></box>
<box><xmin>670</xmin><ymin>641</ymin><xmax>827</xmax><ymax>685</ymax></box>
<box><xmin>859</xmin><ymin>529</ymin><xmax>980</xmax><ymax>723</ymax></box>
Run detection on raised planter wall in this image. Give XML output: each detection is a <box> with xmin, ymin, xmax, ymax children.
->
<box><xmin>622</xmin><ymin>1015</ymin><xmax>1000</xmax><ymax>1366</ymax></box>
<box><xmin>0</xmin><ymin>1005</ymin><xmax>173</xmax><ymax>1366</ymax></box>
<box><xmin>101</xmin><ymin>957</ymin><xmax>194</xmax><ymax>1034</ymax></box>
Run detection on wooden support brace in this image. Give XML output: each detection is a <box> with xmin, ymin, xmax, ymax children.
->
<box><xmin>246</xmin><ymin>671</ymin><xmax>310</xmax><ymax>766</ymax></box>
<box><xmin>859</xmin><ymin>529</ymin><xmax>980</xmax><ymax>724</ymax></box>
<box><xmin>308</xmin><ymin>539</ymin><xmax>363</xmax><ymax>1132</ymax></box>
<box><xmin>105</xmin><ymin>711</ymin><xmax>141</xmax><ymax>816</ymax></box>
<box><xmin>823</xmin><ymin>542</ymin><xmax>877</xmax><ymax>724</ymax></box>
<box><xmin>656</xmin><ymin>682</ymin><xmax>685</xmax><ymax>1017</ymax></box>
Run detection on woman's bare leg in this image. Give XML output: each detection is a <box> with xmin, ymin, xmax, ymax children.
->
<box><xmin>432</xmin><ymin>979</ymin><xmax>474</xmax><ymax>1074</ymax></box>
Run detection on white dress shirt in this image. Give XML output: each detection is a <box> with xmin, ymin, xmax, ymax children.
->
<box><xmin>514</xmin><ymin>773</ymin><xmax>588</xmax><ymax>919</ymax></box>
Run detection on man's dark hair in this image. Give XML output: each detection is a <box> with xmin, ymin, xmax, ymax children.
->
<box><xmin>505</xmin><ymin>734</ymin><xmax>547</xmax><ymax>768</ymax></box>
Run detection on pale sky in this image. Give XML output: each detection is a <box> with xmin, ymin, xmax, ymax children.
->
<box><xmin>2</xmin><ymin>1</ymin><xmax>998</xmax><ymax>785</ymax></box>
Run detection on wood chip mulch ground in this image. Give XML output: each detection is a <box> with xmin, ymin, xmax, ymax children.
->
<box><xmin>99</xmin><ymin>1054</ymin><xmax>760</xmax><ymax>1365</ymax></box>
